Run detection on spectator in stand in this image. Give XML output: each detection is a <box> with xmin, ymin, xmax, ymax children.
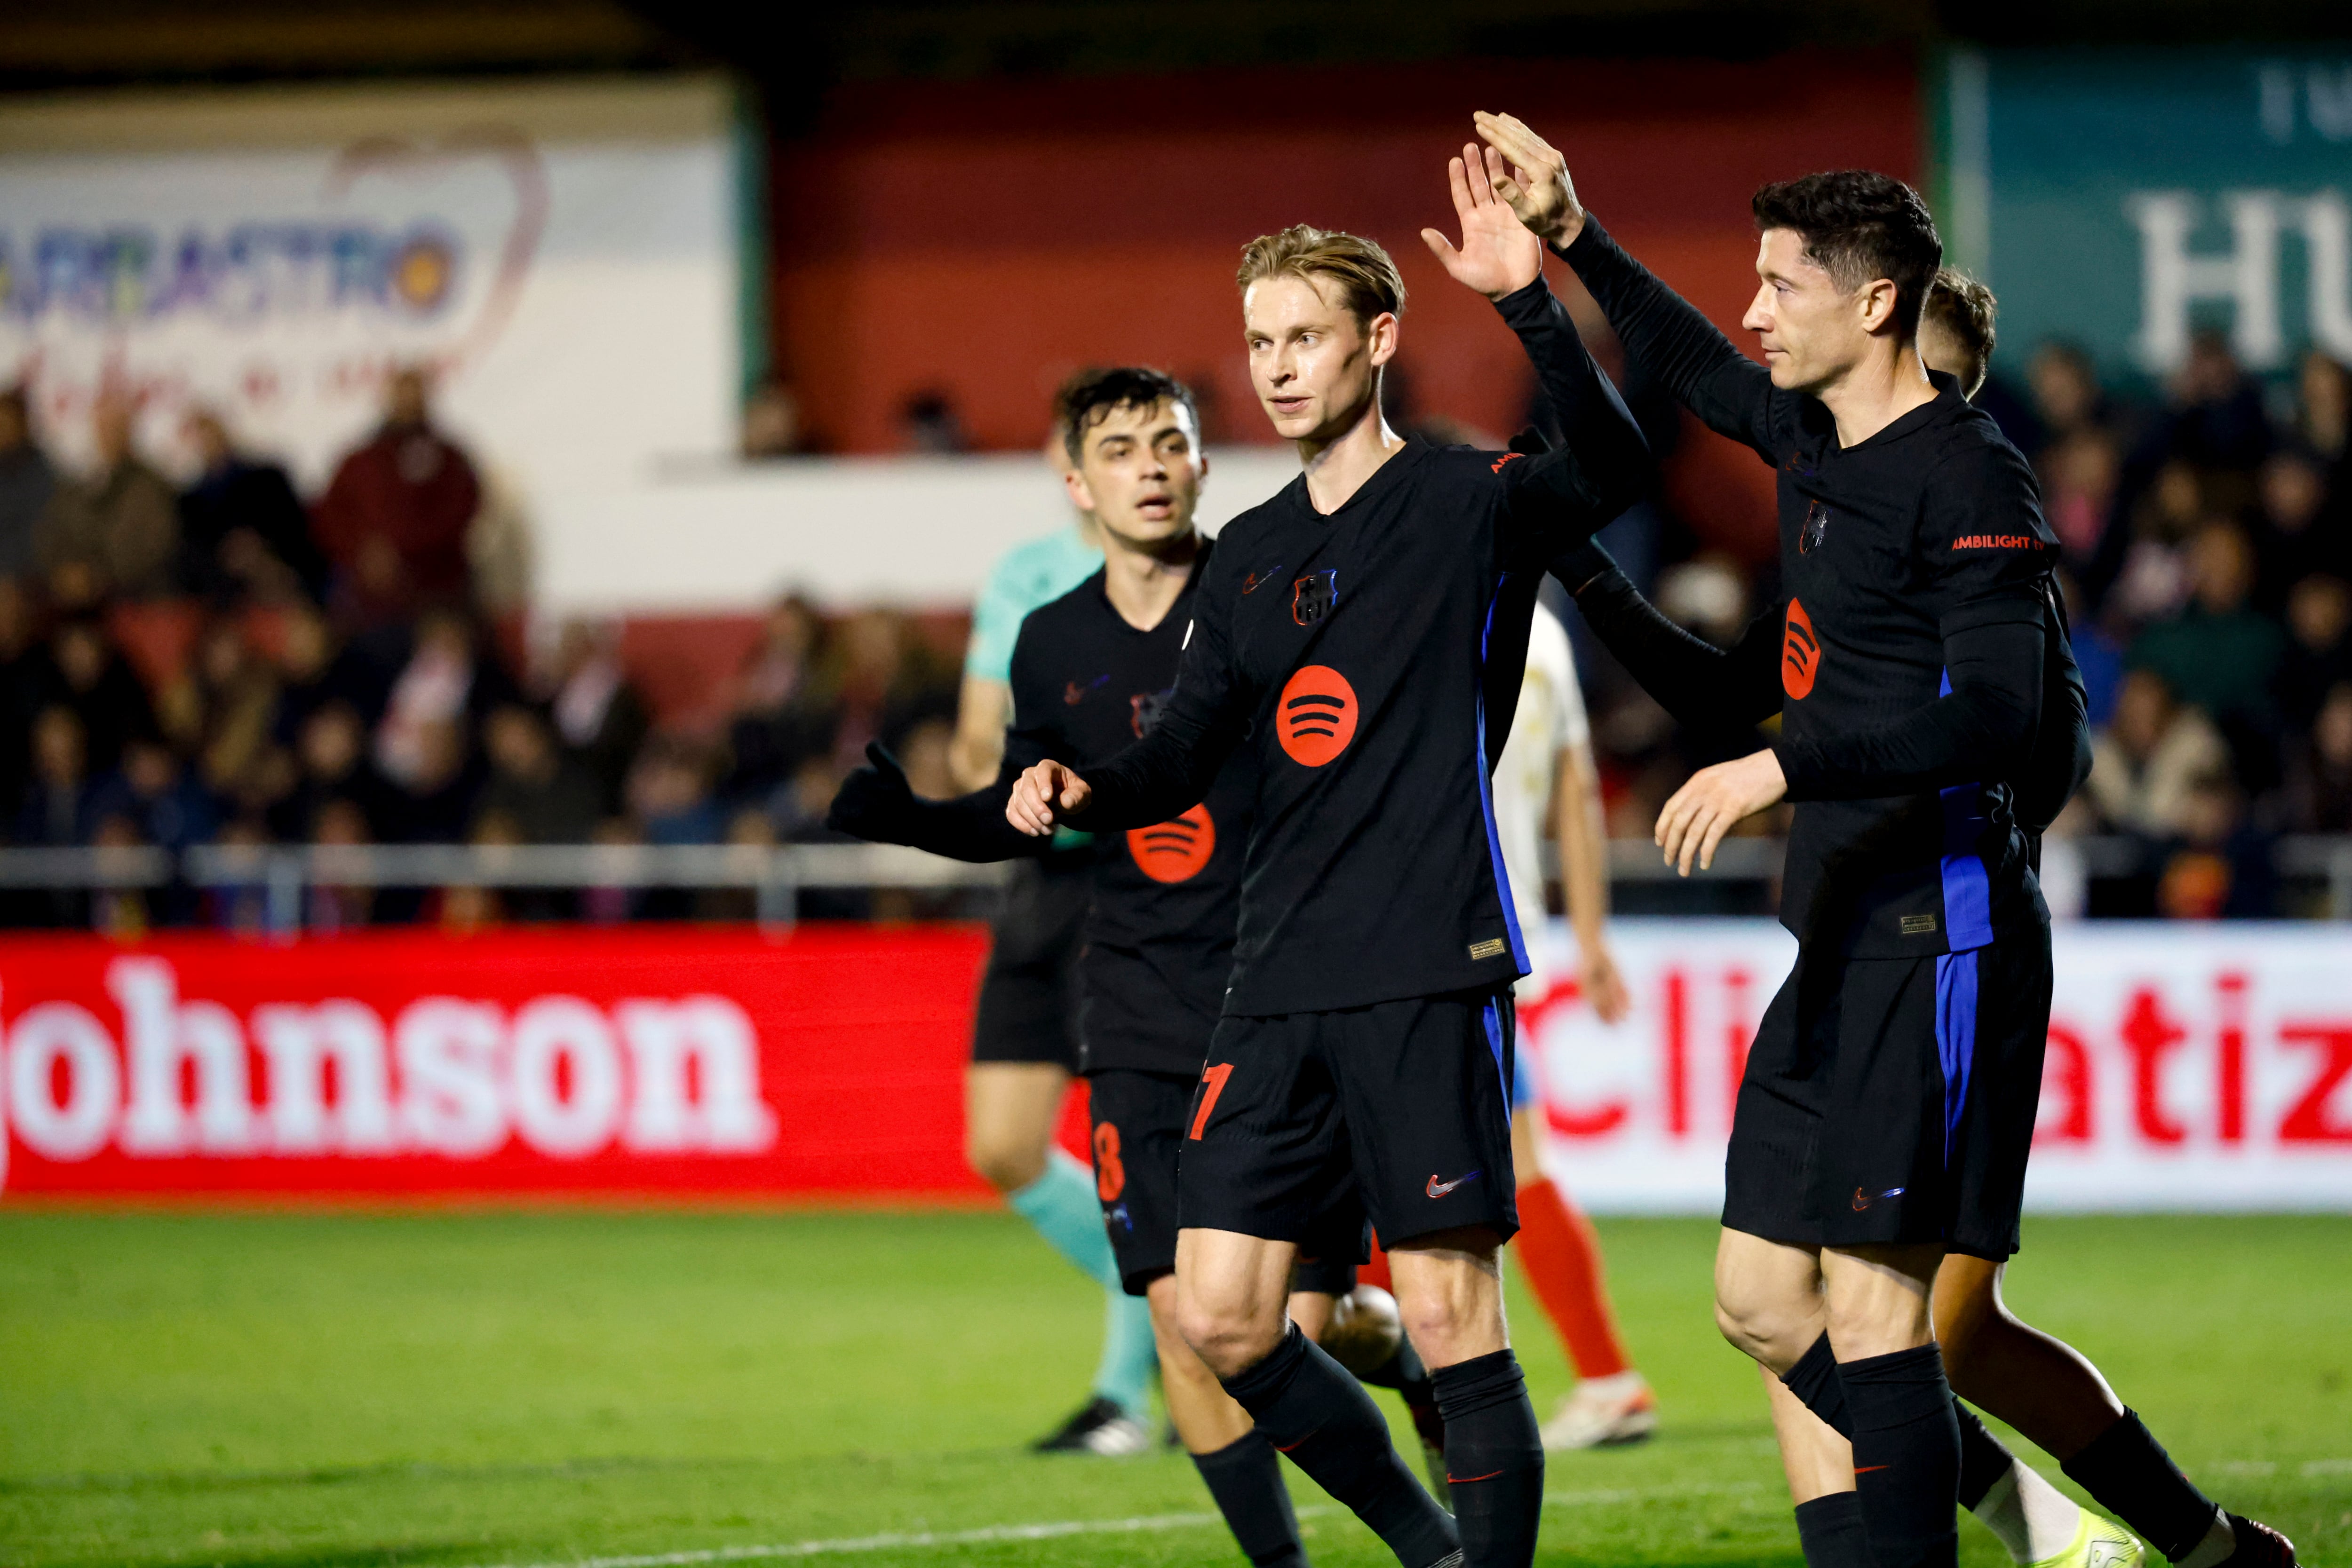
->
<box><xmin>2128</xmin><ymin>520</ymin><xmax>2284</xmax><ymax>729</ymax></box>
<box><xmin>2295</xmin><ymin>349</ymin><xmax>2350</xmax><ymax>480</ymax></box>
<box><xmin>899</xmin><ymin>390</ymin><xmax>968</xmax><ymax>453</ymax></box>
<box><xmin>540</xmin><ymin>618</ymin><xmax>648</xmax><ymax>815</ymax></box>
<box><xmin>2086</xmin><ymin>668</ymin><xmax>2231</xmax><ymax>838</ymax></box>
<box><xmin>312</xmin><ymin>365</ymin><xmax>481</xmax><ymax>626</ymax></box>
<box><xmin>2279</xmin><ymin>574</ymin><xmax>2352</xmax><ymax>731</ymax></box>
<box><xmin>0</xmin><ymin>576</ymin><xmax>46</xmax><ymax>817</ymax></box>
<box><xmin>627</xmin><ymin>736</ymin><xmax>723</xmax><ymax>845</ymax></box>
<box><xmin>37</xmin><ymin>388</ymin><xmax>179</xmax><ymax>601</ymax></box>
<box><xmin>825</xmin><ymin>606</ymin><xmax>956</xmax><ymax>772</ymax></box>
<box><xmin>93</xmin><ymin>736</ymin><xmax>218</xmax><ymax>858</ymax></box>
<box><xmin>2155</xmin><ymin>328</ymin><xmax>2273</xmax><ymax>475</ymax></box>
<box><xmin>159</xmin><ymin>619</ymin><xmax>279</xmax><ymax>801</ymax></box>
<box><xmin>40</xmin><ymin>615</ymin><xmax>156</xmax><ymax>778</ymax></box>
<box><xmin>2026</xmin><ymin>341</ymin><xmax>2110</xmax><ymax>450</ymax></box>
<box><xmin>373</xmin><ymin>608</ymin><xmax>513</xmax><ymax>792</ymax></box>
<box><xmin>273</xmin><ymin>701</ymin><xmax>399</xmax><ymax>845</ymax></box>
<box><xmin>2253</xmin><ymin>449</ymin><xmax>2346</xmax><ymax>608</ymax></box>
<box><xmin>177</xmin><ymin>407</ymin><xmax>327</xmax><ymax>604</ymax></box>
<box><xmin>2154</xmin><ymin>776</ymin><xmax>2275</xmax><ymax>920</ymax></box>
<box><xmin>475</xmin><ymin>703</ymin><xmax>602</xmax><ymax>844</ymax></box>
<box><xmin>270</xmin><ymin>601</ymin><xmax>389</xmax><ymax>746</ymax></box>
<box><xmin>380</xmin><ymin>716</ymin><xmax>477</xmax><ymax>845</ymax></box>
<box><xmin>2284</xmin><ymin>681</ymin><xmax>2352</xmax><ymax>834</ymax></box>
<box><xmin>0</xmin><ymin>387</ymin><xmax>55</xmax><ymax>581</ymax></box>
<box><xmin>17</xmin><ymin>706</ymin><xmax>97</xmax><ymax>847</ymax></box>
<box><xmin>727</xmin><ymin>594</ymin><xmax>836</xmax><ymax>806</ymax></box>
<box><xmin>306</xmin><ymin>796</ymin><xmax>376</xmax><ymax>932</ymax></box>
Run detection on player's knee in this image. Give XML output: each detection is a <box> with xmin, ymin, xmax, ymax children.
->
<box><xmin>1714</xmin><ymin>1287</ymin><xmax>1804</xmax><ymax>1369</ymax></box>
<box><xmin>1177</xmin><ymin>1296</ymin><xmax>1283</xmax><ymax>1381</ymax></box>
<box><xmin>963</xmin><ymin>1127</ymin><xmax>1046</xmax><ymax>1194</ymax></box>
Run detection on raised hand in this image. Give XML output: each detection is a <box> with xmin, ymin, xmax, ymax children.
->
<box><xmin>1421</xmin><ymin>142</ymin><xmax>1544</xmax><ymax>301</ymax></box>
<box><xmin>826</xmin><ymin>741</ymin><xmax>919</xmax><ymax>843</ymax></box>
<box><xmin>1471</xmin><ymin>111</ymin><xmax>1588</xmax><ymax>249</ymax></box>
<box><xmin>1007</xmin><ymin>758</ymin><xmax>1093</xmax><ymax>836</ymax></box>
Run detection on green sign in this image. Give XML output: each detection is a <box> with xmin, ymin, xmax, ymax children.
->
<box><xmin>1942</xmin><ymin>47</ymin><xmax>2352</xmax><ymax>386</ymax></box>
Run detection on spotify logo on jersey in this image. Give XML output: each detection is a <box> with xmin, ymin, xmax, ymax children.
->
<box><xmin>1277</xmin><ymin>665</ymin><xmax>1359</xmax><ymax>767</ymax></box>
<box><xmin>1781</xmin><ymin>598</ymin><xmax>1820</xmax><ymax>700</ymax></box>
<box><xmin>1128</xmin><ymin>804</ymin><xmax>1216</xmax><ymax>882</ymax></box>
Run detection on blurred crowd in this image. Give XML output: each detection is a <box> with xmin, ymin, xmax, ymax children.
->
<box><xmin>1576</xmin><ymin>332</ymin><xmax>2352</xmax><ymax>920</ymax></box>
<box><xmin>5</xmin><ymin>329</ymin><xmax>2350</xmax><ymax>932</ymax></box>
<box><xmin>0</xmin><ymin>370</ymin><xmax>960</xmax><ymax>933</ymax></box>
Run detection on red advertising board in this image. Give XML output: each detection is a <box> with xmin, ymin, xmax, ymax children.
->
<box><xmin>0</xmin><ymin>926</ymin><xmax>1029</xmax><ymax>1200</ymax></box>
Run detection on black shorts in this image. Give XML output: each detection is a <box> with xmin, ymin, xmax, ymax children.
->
<box><xmin>1723</xmin><ymin>923</ymin><xmax>2053</xmax><ymax>1260</ymax></box>
<box><xmin>1179</xmin><ymin>988</ymin><xmax>1519</xmax><ymax>1251</ymax></box>
<box><xmin>1089</xmin><ymin>1067</ymin><xmax>1368</xmax><ymax>1297</ymax></box>
<box><xmin>970</xmin><ymin>855</ymin><xmax>1089</xmax><ymax>1070</ymax></box>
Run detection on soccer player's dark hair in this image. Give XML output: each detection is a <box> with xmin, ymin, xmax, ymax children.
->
<box><xmin>1750</xmin><ymin>170</ymin><xmax>1943</xmax><ymax>339</ymax></box>
<box><xmin>1055</xmin><ymin>366</ymin><xmax>1201</xmax><ymax>467</ymax></box>
<box><xmin>1924</xmin><ymin>267</ymin><xmax>1998</xmax><ymax>400</ymax></box>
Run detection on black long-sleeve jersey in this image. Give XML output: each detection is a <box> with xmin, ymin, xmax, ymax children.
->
<box><xmin>1067</xmin><ymin>279</ymin><xmax>1647</xmax><ymax>1016</ymax></box>
<box><xmin>1556</xmin><ymin>215</ymin><xmax>2073</xmax><ymax>958</ymax></box>
<box><xmin>842</xmin><ymin>550</ymin><xmax>1254</xmax><ymax>1077</ymax></box>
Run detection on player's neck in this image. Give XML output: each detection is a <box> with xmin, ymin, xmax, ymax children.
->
<box><xmin>1099</xmin><ymin>527</ymin><xmax>1200</xmax><ymax>633</ymax></box>
<box><xmin>1815</xmin><ymin>338</ymin><xmax>1939</xmax><ymax>449</ymax></box>
<box><xmin>1295</xmin><ymin>393</ymin><xmax>1406</xmax><ymax>516</ymax></box>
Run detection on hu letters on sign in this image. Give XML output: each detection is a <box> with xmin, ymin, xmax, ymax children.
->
<box><xmin>2</xmin><ymin>957</ymin><xmax>779</xmax><ymax>1164</ymax></box>
<box><xmin>2126</xmin><ymin>189</ymin><xmax>2352</xmax><ymax>372</ymax></box>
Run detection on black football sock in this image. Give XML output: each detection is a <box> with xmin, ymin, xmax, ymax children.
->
<box><xmin>1221</xmin><ymin>1323</ymin><xmax>1461</xmax><ymax>1568</ymax></box>
<box><xmin>1430</xmin><ymin>1350</ymin><xmax>1545</xmax><ymax>1568</ymax></box>
<box><xmin>2060</xmin><ymin>1410</ymin><xmax>2225</xmax><ymax>1563</ymax></box>
<box><xmin>1192</xmin><ymin>1431</ymin><xmax>1310</xmax><ymax>1568</ymax></box>
<box><xmin>1360</xmin><ymin>1338</ymin><xmax>1448</xmax><ymax>1454</ymax></box>
<box><xmin>1794</xmin><ymin>1492</ymin><xmax>1877</xmax><ymax>1568</ymax></box>
<box><xmin>1954</xmin><ymin>1402</ymin><xmax>2018</xmax><ymax>1512</ymax></box>
<box><xmin>1782</xmin><ymin>1331</ymin><xmax>1857</xmax><ymax>1439</ymax></box>
<box><xmin>1839</xmin><ymin>1345</ymin><xmax>1961</xmax><ymax>1568</ymax></box>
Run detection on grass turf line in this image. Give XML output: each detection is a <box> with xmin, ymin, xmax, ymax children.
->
<box><xmin>0</xmin><ymin>1211</ymin><xmax>2345</xmax><ymax>1568</ymax></box>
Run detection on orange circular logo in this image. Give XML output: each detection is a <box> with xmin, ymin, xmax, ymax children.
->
<box><xmin>1128</xmin><ymin>804</ymin><xmax>1216</xmax><ymax>882</ymax></box>
<box><xmin>1277</xmin><ymin>665</ymin><xmax>1359</xmax><ymax>767</ymax></box>
<box><xmin>1781</xmin><ymin>598</ymin><xmax>1820</xmax><ymax>700</ymax></box>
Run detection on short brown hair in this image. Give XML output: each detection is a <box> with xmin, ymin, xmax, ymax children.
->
<box><xmin>1923</xmin><ymin>267</ymin><xmax>1998</xmax><ymax>399</ymax></box>
<box><xmin>1237</xmin><ymin>224</ymin><xmax>1406</xmax><ymax>325</ymax></box>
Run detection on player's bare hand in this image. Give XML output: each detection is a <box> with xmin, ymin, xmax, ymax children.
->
<box><xmin>1007</xmin><ymin>759</ymin><xmax>1092</xmax><ymax>836</ymax></box>
<box><xmin>1654</xmin><ymin>749</ymin><xmax>1785</xmax><ymax>877</ymax></box>
<box><xmin>1579</xmin><ymin>943</ymin><xmax>1631</xmax><ymax>1024</ymax></box>
<box><xmin>1471</xmin><ymin>111</ymin><xmax>1587</xmax><ymax>249</ymax></box>
<box><xmin>1421</xmin><ymin>143</ymin><xmax>1543</xmax><ymax>301</ymax></box>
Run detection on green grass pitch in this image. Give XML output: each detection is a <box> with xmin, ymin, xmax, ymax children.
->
<box><xmin>2</xmin><ymin>1210</ymin><xmax>2346</xmax><ymax>1568</ymax></box>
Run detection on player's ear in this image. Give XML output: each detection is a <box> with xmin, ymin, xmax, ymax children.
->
<box><xmin>1858</xmin><ymin>277</ymin><xmax>1900</xmax><ymax>336</ymax></box>
<box><xmin>1062</xmin><ymin>466</ymin><xmax>1096</xmax><ymax>514</ymax></box>
<box><xmin>1366</xmin><ymin>310</ymin><xmax>1400</xmax><ymax>367</ymax></box>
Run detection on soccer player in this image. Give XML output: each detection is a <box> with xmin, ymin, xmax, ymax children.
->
<box><xmin>1742</xmin><ymin>266</ymin><xmax>2298</xmax><ymax>1568</ymax></box>
<box><xmin>1006</xmin><ymin>150</ymin><xmax>1648</xmax><ymax>1568</ymax></box>
<box><xmin>1491</xmin><ymin>598</ymin><xmax>1655</xmax><ymax>1449</ymax></box>
<box><xmin>1470</xmin><ymin>111</ymin><xmax>2297</xmax><ymax>1568</ymax></box>
<box><xmin>946</xmin><ymin>402</ymin><xmax>1153</xmax><ymax>1456</ymax></box>
<box><xmin>833</xmin><ymin>365</ymin><xmax>1408</xmax><ymax>1568</ymax></box>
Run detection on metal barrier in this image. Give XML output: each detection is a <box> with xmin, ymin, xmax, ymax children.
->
<box><xmin>0</xmin><ymin>836</ymin><xmax>2346</xmax><ymax>932</ymax></box>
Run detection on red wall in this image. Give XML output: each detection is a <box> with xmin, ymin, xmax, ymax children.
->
<box><xmin>769</xmin><ymin>50</ymin><xmax>1919</xmax><ymax>472</ymax></box>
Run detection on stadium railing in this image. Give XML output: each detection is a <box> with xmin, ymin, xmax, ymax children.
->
<box><xmin>0</xmin><ymin>837</ymin><xmax>2347</xmax><ymax>932</ymax></box>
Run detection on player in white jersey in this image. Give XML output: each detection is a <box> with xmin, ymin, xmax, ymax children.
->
<box><xmin>1491</xmin><ymin>600</ymin><xmax>1656</xmax><ymax>1449</ymax></box>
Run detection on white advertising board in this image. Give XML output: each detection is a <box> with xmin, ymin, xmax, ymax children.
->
<box><xmin>1523</xmin><ymin>919</ymin><xmax>2352</xmax><ymax>1215</ymax></box>
<box><xmin>0</xmin><ymin>79</ymin><xmax>739</xmax><ymax>507</ymax></box>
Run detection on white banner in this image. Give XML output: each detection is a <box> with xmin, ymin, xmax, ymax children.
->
<box><xmin>0</xmin><ymin>79</ymin><xmax>738</xmax><ymax>507</ymax></box>
<box><xmin>1523</xmin><ymin>919</ymin><xmax>2352</xmax><ymax>1215</ymax></box>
